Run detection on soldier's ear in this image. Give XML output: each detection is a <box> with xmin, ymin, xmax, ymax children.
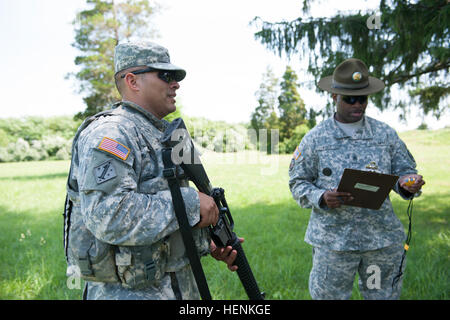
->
<box><xmin>124</xmin><ymin>73</ymin><xmax>140</xmax><ymax>92</ymax></box>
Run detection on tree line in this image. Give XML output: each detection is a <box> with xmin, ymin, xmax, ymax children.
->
<box><xmin>0</xmin><ymin>117</ymin><xmax>81</xmax><ymax>162</ymax></box>
<box><xmin>250</xmin><ymin>66</ymin><xmax>318</xmax><ymax>154</ymax></box>
<box><xmin>5</xmin><ymin>0</ymin><xmax>446</xmax><ymax>162</ymax></box>
<box><xmin>0</xmin><ymin>115</ymin><xmax>257</xmax><ymax>163</ymax></box>
<box><xmin>67</xmin><ymin>0</ymin><xmax>447</xmax><ymax>153</ymax></box>
<box><xmin>71</xmin><ymin>0</ymin><xmax>448</xmax><ymax>123</ymax></box>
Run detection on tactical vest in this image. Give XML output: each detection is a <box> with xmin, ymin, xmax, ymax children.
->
<box><xmin>63</xmin><ymin>109</ymin><xmax>169</xmax><ymax>289</ymax></box>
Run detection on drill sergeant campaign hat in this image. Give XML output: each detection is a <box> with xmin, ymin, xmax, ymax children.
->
<box><xmin>317</xmin><ymin>58</ymin><xmax>385</xmax><ymax>95</ymax></box>
<box><xmin>114</xmin><ymin>41</ymin><xmax>186</xmax><ymax>82</ymax></box>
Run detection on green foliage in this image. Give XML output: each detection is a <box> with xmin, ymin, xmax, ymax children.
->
<box><xmin>250</xmin><ymin>67</ymin><xmax>281</xmax><ymax>154</ymax></box>
<box><xmin>68</xmin><ymin>0</ymin><xmax>159</xmax><ymax>120</ymax></box>
<box><xmin>0</xmin><ymin>128</ymin><xmax>11</xmax><ymax>147</ymax></box>
<box><xmin>184</xmin><ymin>117</ymin><xmax>254</xmax><ymax>153</ymax></box>
<box><xmin>417</xmin><ymin>122</ymin><xmax>428</xmax><ymax>130</ymax></box>
<box><xmin>278</xmin><ymin>66</ymin><xmax>308</xmax><ymax>141</ymax></box>
<box><xmin>279</xmin><ymin>124</ymin><xmax>309</xmax><ymax>154</ymax></box>
<box><xmin>163</xmin><ymin>104</ymin><xmax>250</xmax><ymax>153</ymax></box>
<box><xmin>0</xmin><ymin>114</ymin><xmax>255</xmax><ymax>162</ymax></box>
<box><xmin>252</xmin><ymin>0</ymin><xmax>450</xmax><ymax>119</ymax></box>
<box><xmin>250</xmin><ymin>66</ymin><xmax>312</xmax><ymax>154</ymax></box>
<box><xmin>0</xmin><ymin>116</ymin><xmax>82</xmax><ymax>145</ymax></box>
<box><xmin>251</xmin><ymin>66</ymin><xmax>279</xmax><ymax>132</ymax></box>
<box><xmin>409</xmin><ymin>85</ymin><xmax>450</xmax><ymax>119</ymax></box>
<box><xmin>163</xmin><ymin>103</ymin><xmax>184</xmax><ymax>123</ymax></box>
<box><xmin>0</xmin><ymin>116</ymin><xmax>80</xmax><ymax>163</ymax></box>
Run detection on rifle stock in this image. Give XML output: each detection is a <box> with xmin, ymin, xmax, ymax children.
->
<box><xmin>161</xmin><ymin>118</ymin><xmax>265</xmax><ymax>300</ymax></box>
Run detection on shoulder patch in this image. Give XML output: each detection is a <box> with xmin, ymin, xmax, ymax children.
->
<box><xmin>98</xmin><ymin>137</ymin><xmax>130</xmax><ymax>161</ymax></box>
<box><xmin>293</xmin><ymin>146</ymin><xmax>302</xmax><ymax>160</ymax></box>
<box><xmin>94</xmin><ymin>160</ymin><xmax>117</xmax><ymax>184</ymax></box>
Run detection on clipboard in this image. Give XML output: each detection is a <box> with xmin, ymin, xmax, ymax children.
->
<box><xmin>336</xmin><ymin>168</ymin><xmax>399</xmax><ymax>210</ymax></box>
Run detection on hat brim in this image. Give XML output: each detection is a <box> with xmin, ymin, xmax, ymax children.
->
<box><xmin>318</xmin><ymin>76</ymin><xmax>385</xmax><ymax>95</ymax></box>
<box><xmin>147</xmin><ymin>62</ymin><xmax>186</xmax><ymax>82</ymax></box>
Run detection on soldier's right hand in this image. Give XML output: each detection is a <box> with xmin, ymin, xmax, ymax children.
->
<box><xmin>322</xmin><ymin>189</ymin><xmax>354</xmax><ymax>209</ymax></box>
<box><xmin>196</xmin><ymin>192</ymin><xmax>219</xmax><ymax>228</ymax></box>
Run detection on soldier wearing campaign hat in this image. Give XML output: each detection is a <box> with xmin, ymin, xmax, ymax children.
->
<box><xmin>289</xmin><ymin>58</ymin><xmax>425</xmax><ymax>299</ymax></box>
<box><xmin>64</xmin><ymin>41</ymin><xmax>238</xmax><ymax>300</ymax></box>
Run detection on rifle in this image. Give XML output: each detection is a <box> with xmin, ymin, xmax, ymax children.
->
<box><xmin>161</xmin><ymin>118</ymin><xmax>265</xmax><ymax>300</ymax></box>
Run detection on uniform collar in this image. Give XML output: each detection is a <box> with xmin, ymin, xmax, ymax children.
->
<box><xmin>112</xmin><ymin>100</ymin><xmax>169</xmax><ymax>132</ymax></box>
<box><xmin>328</xmin><ymin>114</ymin><xmax>374</xmax><ymax>140</ymax></box>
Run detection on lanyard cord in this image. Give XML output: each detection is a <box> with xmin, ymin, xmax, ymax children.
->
<box><xmin>392</xmin><ymin>198</ymin><xmax>413</xmax><ymax>288</ymax></box>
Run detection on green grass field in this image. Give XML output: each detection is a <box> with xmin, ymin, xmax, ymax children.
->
<box><xmin>0</xmin><ymin>128</ymin><xmax>448</xmax><ymax>300</ymax></box>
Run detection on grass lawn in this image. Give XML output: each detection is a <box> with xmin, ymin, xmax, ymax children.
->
<box><xmin>0</xmin><ymin>128</ymin><xmax>448</xmax><ymax>299</ymax></box>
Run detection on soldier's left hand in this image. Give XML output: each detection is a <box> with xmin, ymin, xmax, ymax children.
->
<box><xmin>210</xmin><ymin>238</ymin><xmax>244</xmax><ymax>272</ymax></box>
<box><xmin>399</xmin><ymin>174</ymin><xmax>425</xmax><ymax>194</ymax></box>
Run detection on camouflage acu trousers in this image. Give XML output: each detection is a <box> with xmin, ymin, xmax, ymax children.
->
<box><xmin>309</xmin><ymin>243</ymin><xmax>406</xmax><ymax>300</ymax></box>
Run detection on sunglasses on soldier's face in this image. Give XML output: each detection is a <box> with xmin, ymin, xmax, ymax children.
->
<box><xmin>120</xmin><ymin>67</ymin><xmax>178</xmax><ymax>83</ymax></box>
<box><xmin>342</xmin><ymin>95</ymin><xmax>368</xmax><ymax>105</ymax></box>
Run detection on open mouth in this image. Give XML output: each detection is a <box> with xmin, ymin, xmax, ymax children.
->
<box><xmin>350</xmin><ymin>110</ymin><xmax>363</xmax><ymax>117</ymax></box>
<box><xmin>168</xmin><ymin>93</ymin><xmax>176</xmax><ymax>103</ymax></box>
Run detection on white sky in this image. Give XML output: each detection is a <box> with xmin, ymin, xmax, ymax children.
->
<box><xmin>0</xmin><ymin>0</ymin><xmax>448</xmax><ymax>131</ymax></box>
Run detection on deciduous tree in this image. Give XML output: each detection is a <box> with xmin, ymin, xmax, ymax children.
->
<box><xmin>68</xmin><ymin>0</ymin><xmax>159</xmax><ymax>120</ymax></box>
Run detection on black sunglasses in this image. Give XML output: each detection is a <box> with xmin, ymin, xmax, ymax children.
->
<box><xmin>120</xmin><ymin>67</ymin><xmax>178</xmax><ymax>83</ymax></box>
<box><xmin>342</xmin><ymin>95</ymin><xmax>368</xmax><ymax>105</ymax></box>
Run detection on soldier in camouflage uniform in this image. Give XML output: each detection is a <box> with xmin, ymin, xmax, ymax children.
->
<box><xmin>65</xmin><ymin>41</ymin><xmax>239</xmax><ymax>300</ymax></box>
<box><xmin>288</xmin><ymin>58</ymin><xmax>425</xmax><ymax>299</ymax></box>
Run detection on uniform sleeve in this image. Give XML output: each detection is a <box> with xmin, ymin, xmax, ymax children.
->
<box><xmin>389</xmin><ymin>130</ymin><xmax>418</xmax><ymax>200</ymax></box>
<box><xmin>288</xmin><ymin>134</ymin><xmax>326</xmax><ymax>209</ymax></box>
<box><xmin>77</xmin><ymin>122</ymin><xmax>200</xmax><ymax>246</ymax></box>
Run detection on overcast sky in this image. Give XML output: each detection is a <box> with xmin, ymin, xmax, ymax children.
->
<box><xmin>0</xmin><ymin>0</ymin><xmax>448</xmax><ymax>131</ymax></box>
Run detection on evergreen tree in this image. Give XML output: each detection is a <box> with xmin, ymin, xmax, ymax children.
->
<box><xmin>252</xmin><ymin>0</ymin><xmax>449</xmax><ymax>120</ymax></box>
<box><xmin>68</xmin><ymin>0</ymin><xmax>159</xmax><ymax>120</ymax></box>
<box><xmin>278</xmin><ymin>66</ymin><xmax>307</xmax><ymax>141</ymax></box>
<box><xmin>250</xmin><ymin>67</ymin><xmax>280</xmax><ymax>153</ymax></box>
<box><xmin>251</xmin><ymin>66</ymin><xmax>279</xmax><ymax>132</ymax></box>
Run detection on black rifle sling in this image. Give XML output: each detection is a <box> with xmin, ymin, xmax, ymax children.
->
<box><xmin>161</xmin><ymin>148</ymin><xmax>212</xmax><ymax>300</ymax></box>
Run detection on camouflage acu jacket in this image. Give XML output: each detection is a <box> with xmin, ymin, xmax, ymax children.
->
<box><xmin>289</xmin><ymin>115</ymin><xmax>417</xmax><ymax>251</ymax></box>
<box><xmin>67</xmin><ymin>100</ymin><xmax>209</xmax><ymax>299</ymax></box>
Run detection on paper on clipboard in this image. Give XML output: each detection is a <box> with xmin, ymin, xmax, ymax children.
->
<box><xmin>336</xmin><ymin>168</ymin><xmax>399</xmax><ymax>210</ymax></box>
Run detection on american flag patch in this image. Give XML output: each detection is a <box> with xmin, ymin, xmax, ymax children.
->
<box><xmin>98</xmin><ymin>137</ymin><xmax>130</xmax><ymax>161</ymax></box>
<box><xmin>293</xmin><ymin>146</ymin><xmax>302</xmax><ymax>160</ymax></box>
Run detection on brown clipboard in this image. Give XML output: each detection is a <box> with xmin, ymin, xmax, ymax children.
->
<box><xmin>336</xmin><ymin>168</ymin><xmax>399</xmax><ymax>210</ymax></box>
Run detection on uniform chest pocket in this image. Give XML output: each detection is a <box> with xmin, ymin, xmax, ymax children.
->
<box><xmin>140</xmin><ymin>146</ymin><xmax>158</xmax><ymax>180</ymax></box>
<box><xmin>139</xmin><ymin>146</ymin><xmax>168</xmax><ymax>194</ymax></box>
<box><xmin>316</xmin><ymin>144</ymin><xmax>344</xmax><ymax>189</ymax></box>
<box><xmin>356</xmin><ymin>141</ymin><xmax>392</xmax><ymax>174</ymax></box>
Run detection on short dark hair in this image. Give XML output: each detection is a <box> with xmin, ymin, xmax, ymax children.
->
<box><xmin>114</xmin><ymin>66</ymin><xmax>147</xmax><ymax>96</ymax></box>
<box><xmin>114</xmin><ymin>71</ymin><xmax>126</xmax><ymax>96</ymax></box>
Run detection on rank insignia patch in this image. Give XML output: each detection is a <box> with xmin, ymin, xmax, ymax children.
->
<box><xmin>98</xmin><ymin>137</ymin><xmax>130</xmax><ymax>160</ymax></box>
<box><xmin>94</xmin><ymin>160</ymin><xmax>117</xmax><ymax>184</ymax></box>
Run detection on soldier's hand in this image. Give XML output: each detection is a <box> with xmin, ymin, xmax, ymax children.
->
<box><xmin>197</xmin><ymin>192</ymin><xmax>219</xmax><ymax>228</ymax></box>
<box><xmin>210</xmin><ymin>238</ymin><xmax>244</xmax><ymax>272</ymax></box>
<box><xmin>322</xmin><ymin>189</ymin><xmax>354</xmax><ymax>209</ymax></box>
<box><xmin>399</xmin><ymin>174</ymin><xmax>425</xmax><ymax>194</ymax></box>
